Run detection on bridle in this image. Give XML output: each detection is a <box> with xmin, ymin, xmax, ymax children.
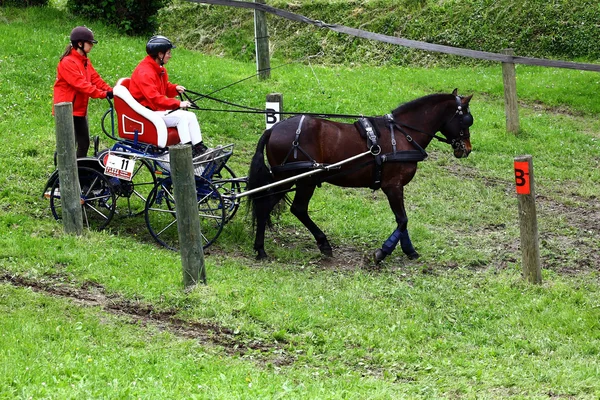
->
<box><xmin>445</xmin><ymin>95</ymin><xmax>473</xmax><ymax>152</ymax></box>
<box><xmin>387</xmin><ymin>95</ymin><xmax>473</xmax><ymax>151</ymax></box>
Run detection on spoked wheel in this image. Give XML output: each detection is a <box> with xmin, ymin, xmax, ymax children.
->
<box><xmin>212</xmin><ymin>164</ymin><xmax>244</xmax><ymax>223</ymax></box>
<box><xmin>144</xmin><ymin>177</ymin><xmax>226</xmax><ymax>250</ymax></box>
<box><xmin>49</xmin><ymin>166</ymin><xmax>116</xmax><ymax>230</ymax></box>
<box><xmin>115</xmin><ymin>159</ymin><xmax>157</xmax><ymax>217</ymax></box>
<box><xmin>97</xmin><ymin>150</ymin><xmax>157</xmax><ymax>217</ymax></box>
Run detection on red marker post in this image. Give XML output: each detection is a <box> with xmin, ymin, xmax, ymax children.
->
<box><xmin>514</xmin><ymin>155</ymin><xmax>541</xmax><ymax>283</ymax></box>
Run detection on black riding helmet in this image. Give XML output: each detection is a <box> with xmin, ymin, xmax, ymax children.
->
<box><xmin>146</xmin><ymin>35</ymin><xmax>175</xmax><ymax>65</ymax></box>
<box><xmin>70</xmin><ymin>26</ymin><xmax>98</xmax><ymax>46</ymax></box>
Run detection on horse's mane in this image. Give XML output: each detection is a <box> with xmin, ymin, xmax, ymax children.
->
<box><xmin>391</xmin><ymin>93</ymin><xmax>454</xmax><ymax>115</ymax></box>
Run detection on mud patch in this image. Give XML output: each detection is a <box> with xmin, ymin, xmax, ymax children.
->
<box><xmin>441</xmin><ymin>163</ymin><xmax>600</xmax><ymax>275</ymax></box>
<box><xmin>0</xmin><ymin>272</ymin><xmax>294</xmax><ymax>366</ymax></box>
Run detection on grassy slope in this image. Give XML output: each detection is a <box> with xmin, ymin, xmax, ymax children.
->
<box><xmin>1</xmin><ymin>5</ymin><xmax>600</xmax><ymax>399</ymax></box>
<box><xmin>158</xmin><ymin>0</ymin><xmax>600</xmax><ymax>67</ymax></box>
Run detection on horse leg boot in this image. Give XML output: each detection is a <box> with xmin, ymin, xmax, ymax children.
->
<box><xmin>374</xmin><ymin>227</ymin><xmax>419</xmax><ymax>264</ymax></box>
<box><xmin>377</xmin><ymin>186</ymin><xmax>420</xmax><ymax>263</ymax></box>
<box><xmin>290</xmin><ymin>184</ymin><xmax>333</xmax><ymax>257</ymax></box>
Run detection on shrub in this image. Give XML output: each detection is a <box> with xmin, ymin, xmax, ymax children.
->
<box><xmin>66</xmin><ymin>0</ymin><xmax>167</xmax><ymax>36</ymax></box>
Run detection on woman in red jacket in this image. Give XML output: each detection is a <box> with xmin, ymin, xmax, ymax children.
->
<box><xmin>53</xmin><ymin>26</ymin><xmax>113</xmax><ymax>158</ymax></box>
<box><xmin>129</xmin><ymin>35</ymin><xmax>207</xmax><ymax>156</ymax></box>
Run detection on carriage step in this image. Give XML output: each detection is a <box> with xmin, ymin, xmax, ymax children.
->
<box><xmin>43</xmin><ymin>189</ymin><xmax>58</xmax><ymax>199</ymax></box>
<box><xmin>44</xmin><ymin>189</ymin><xmax>91</xmax><ymax>205</ymax></box>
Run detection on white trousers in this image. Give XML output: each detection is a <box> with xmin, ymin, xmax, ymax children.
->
<box><xmin>159</xmin><ymin>110</ymin><xmax>202</xmax><ymax>145</ymax></box>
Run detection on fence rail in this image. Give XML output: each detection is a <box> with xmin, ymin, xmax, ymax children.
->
<box><xmin>187</xmin><ymin>0</ymin><xmax>600</xmax><ymax>72</ymax></box>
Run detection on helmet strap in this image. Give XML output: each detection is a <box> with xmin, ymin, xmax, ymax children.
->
<box><xmin>74</xmin><ymin>41</ymin><xmax>88</xmax><ymax>57</ymax></box>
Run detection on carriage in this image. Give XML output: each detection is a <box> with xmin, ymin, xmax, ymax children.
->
<box><xmin>44</xmin><ymin>77</ymin><xmax>245</xmax><ymax>251</ymax></box>
<box><xmin>44</xmin><ymin>82</ymin><xmax>474</xmax><ymax>263</ymax></box>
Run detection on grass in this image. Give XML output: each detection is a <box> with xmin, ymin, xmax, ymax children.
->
<box><xmin>160</xmin><ymin>0</ymin><xmax>600</xmax><ymax>66</ymax></box>
<box><xmin>2</xmin><ymin>5</ymin><xmax>600</xmax><ymax>399</ymax></box>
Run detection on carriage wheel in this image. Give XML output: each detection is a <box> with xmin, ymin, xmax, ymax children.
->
<box><xmin>144</xmin><ymin>177</ymin><xmax>226</xmax><ymax>251</ymax></box>
<box><xmin>49</xmin><ymin>166</ymin><xmax>116</xmax><ymax>231</ymax></box>
<box><xmin>96</xmin><ymin>150</ymin><xmax>157</xmax><ymax>218</ymax></box>
<box><xmin>115</xmin><ymin>158</ymin><xmax>157</xmax><ymax>217</ymax></box>
<box><xmin>212</xmin><ymin>164</ymin><xmax>244</xmax><ymax>223</ymax></box>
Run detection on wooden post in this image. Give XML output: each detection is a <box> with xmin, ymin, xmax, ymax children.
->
<box><xmin>514</xmin><ymin>155</ymin><xmax>541</xmax><ymax>284</ymax></box>
<box><xmin>170</xmin><ymin>144</ymin><xmax>206</xmax><ymax>288</ymax></box>
<box><xmin>502</xmin><ymin>48</ymin><xmax>520</xmax><ymax>134</ymax></box>
<box><xmin>254</xmin><ymin>0</ymin><xmax>271</xmax><ymax>80</ymax></box>
<box><xmin>54</xmin><ymin>102</ymin><xmax>83</xmax><ymax>235</ymax></box>
<box><xmin>265</xmin><ymin>93</ymin><xmax>283</xmax><ymax>129</ymax></box>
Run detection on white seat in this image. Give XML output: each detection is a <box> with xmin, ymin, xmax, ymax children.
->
<box><xmin>113</xmin><ymin>77</ymin><xmax>179</xmax><ymax>148</ymax></box>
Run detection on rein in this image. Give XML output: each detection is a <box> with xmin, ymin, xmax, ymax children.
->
<box><xmin>184</xmin><ymin>90</ymin><xmax>366</xmax><ymax>120</ymax></box>
<box><xmin>186</xmin><ymin>90</ymin><xmax>469</xmax><ymax>149</ymax></box>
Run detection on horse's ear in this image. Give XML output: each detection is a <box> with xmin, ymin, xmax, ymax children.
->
<box><xmin>452</xmin><ymin>88</ymin><xmax>458</xmax><ymax>96</ymax></box>
<box><xmin>462</xmin><ymin>94</ymin><xmax>473</xmax><ymax>104</ymax></box>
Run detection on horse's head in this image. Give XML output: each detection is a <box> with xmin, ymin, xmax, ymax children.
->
<box><xmin>440</xmin><ymin>89</ymin><xmax>473</xmax><ymax>158</ymax></box>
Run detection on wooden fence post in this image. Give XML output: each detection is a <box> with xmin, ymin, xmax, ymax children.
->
<box><xmin>514</xmin><ymin>155</ymin><xmax>541</xmax><ymax>284</ymax></box>
<box><xmin>54</xmin><ymin>102</ymin><xmax>83</xmax><ymax>235</ymax></box>
<box><xmin>265</xmin><ymin>93</ymin><xmax>283</xmax><ymax>129</ymax></box>
<box><xmin>170</xmin><ymin>144</ymin><xmax>206</xmax><ymax>288</ymax></box>
<box><xmin>254</xmin><ymin>0</ymin><xmax>271</xmax><ymax>80</ymax></box>
<box><xmin>502</xmin><ymin>48</ymin><xmax>520</xmax><ymax>134</ymax></box>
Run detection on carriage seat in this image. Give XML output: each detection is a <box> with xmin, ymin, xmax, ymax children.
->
<box><xmin>113</xmin><ymin>77</ymin><xmax>180</xmax><ymax>149</ymax></box>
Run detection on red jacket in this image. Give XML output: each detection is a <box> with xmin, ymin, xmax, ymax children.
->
<box><xmin>129</xmin><ymin>55</ymin><xmax>181</xmax><ymax>111</ymax></box>
<box><xmin>53</xmin><ymin>48</ymin><xmax>112</xmax><ymax>117</ymax></box>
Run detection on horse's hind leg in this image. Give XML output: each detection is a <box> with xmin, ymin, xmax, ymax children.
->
<box><xmin>375</xmin><ymin>185</ymin><xmax>419</xmax><ymax>263</ymax></box>
<box><xmin>253</xmin><ymin>190</ymin><xmax>287</xmax><ymax>260</ymax></box>
<box><xmin>290</xmin><ymin>184</ymin><xmax>333</xmax><ymax>257</ymax></box>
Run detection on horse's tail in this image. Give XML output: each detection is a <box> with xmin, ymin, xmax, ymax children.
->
<box><xmin>247</xmin><ymin>128</ymin><xmax>276</xmax><ymax>228</ymax></box>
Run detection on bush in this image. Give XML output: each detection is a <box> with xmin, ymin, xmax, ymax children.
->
<box><xmin>66</xmin><ymin>0</ymin><xmax>167</xmax><ymax>36</ymax></box>
<box><xmin>0</xmin><ymin>0</ymin><xmax>48</xmax><ymax>6</ymax></box>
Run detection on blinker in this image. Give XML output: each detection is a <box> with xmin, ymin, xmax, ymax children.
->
<box><xmin>461</xmin><ymin>113</ymin><xmax>474</xmax><ymax>128</ymax></box>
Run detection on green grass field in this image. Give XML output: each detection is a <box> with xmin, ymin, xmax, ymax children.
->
<box><xmin>1</xmin><ymin>5</ymin><xmax>600</xmax><ymax>399</ymax></box>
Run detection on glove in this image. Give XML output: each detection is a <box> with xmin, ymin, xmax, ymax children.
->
<box><xmin>106</xmin><ymin>91</ymin><xmax>114</xmax><ymax>99</ymax></box>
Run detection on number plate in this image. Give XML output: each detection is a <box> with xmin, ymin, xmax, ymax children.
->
<box><xmin>104</xmin><ymin>154</ymin><xmax>135</xmax><ymax>181</ymax></box>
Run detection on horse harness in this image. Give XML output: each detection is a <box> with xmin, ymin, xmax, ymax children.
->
<box><xmin>273</xmin><ymin>96</ymin><xmax>472</xmax><ymax>191</ymax></box>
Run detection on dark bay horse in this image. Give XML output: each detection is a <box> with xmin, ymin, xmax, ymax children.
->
<box><xmin>248</xmin><ymin>89</ymin><xmax>473</xmax><ymax>263</ymax></box>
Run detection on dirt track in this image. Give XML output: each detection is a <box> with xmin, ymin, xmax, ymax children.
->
<box><xmin>0</xmin><ymin>273</ymin><xmax>294</xmax><ymax>366</ymax></box>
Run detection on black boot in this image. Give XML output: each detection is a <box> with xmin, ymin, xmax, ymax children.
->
<box><xmin>192</xmin><ymin>142</ymin><xmax>208</xmax><ymax>157</ymax></box>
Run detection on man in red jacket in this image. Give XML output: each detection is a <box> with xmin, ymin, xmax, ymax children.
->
<box><xmin>53</xmin><ymin>26</ymin><xmax>113</xmax><ymax>158</ymax></box>
<box><xmin>129</xmin><ymin>35</ymin><xmax>207</xmax><ymax>156</ymax></box>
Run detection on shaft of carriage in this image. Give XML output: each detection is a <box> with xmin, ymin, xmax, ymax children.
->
<box><xmin>228</xmin><ymin>149</ymin><xmax>373</xmax><ymax>201</ymax></box>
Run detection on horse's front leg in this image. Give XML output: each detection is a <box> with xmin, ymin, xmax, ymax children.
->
<box><xmin>290</xmin><ymin>184</ymin><xmax>333</xmax><ymax>257</ymax></box>
<box><xmin>375</xmin><ymin>185</ymin><xmax>419</xmax><ymax>263</ymax></box>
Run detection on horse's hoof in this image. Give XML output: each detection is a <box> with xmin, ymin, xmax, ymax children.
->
<box><xmin>256</xmin><ymin>250</ymin><xmax>268</xmax><ymax>260</ymax></box>
<box><xmin>374</xmin><ymin>249</ymin><xmax>387</xmax><ymax>264</ymax></box>
<box><xmin>318</xmin><ymin>244</ymin><xmax>333</xmax><ymax>258</ymax></box>
<box><xmin>320</xmin><ymin>249</ymin><xmax>333</xmax><ymax>258</ymax></box>
<box><xmin>407</xmin><ymin>251</ymin><xmax>420</xmax><ymax>260</ymax></box>
<box><xmin>319</xmin><ymin>243</ymin><xmax>333</xmax><ymax>256</ymax></box>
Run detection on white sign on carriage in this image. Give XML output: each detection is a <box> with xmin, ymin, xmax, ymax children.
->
<box><xmin>104</xmin><ymin>153</ymin><xmax>136</xmax><ymax>181</ymax></box>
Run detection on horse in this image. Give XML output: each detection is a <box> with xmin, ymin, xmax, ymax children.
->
<box><xmin>247</xmin><ymin>89</ymin><xmax>473</xmax><ymax>263</ymax></box>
